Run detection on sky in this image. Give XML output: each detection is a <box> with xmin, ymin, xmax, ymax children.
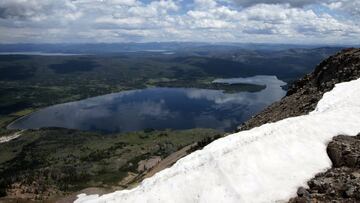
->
<box><xmin>0</xmin><ymin>0</ymin><xmax>359</xmax><ymax>44</ymax></box>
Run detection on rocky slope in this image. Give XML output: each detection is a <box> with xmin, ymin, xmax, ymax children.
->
<box><xmin>239</xmin><ymin>48</ymin><xmax>360</xmax><ymax>202</ymax></box>
<box><xmin>239</xmin><ymin>48</ymin><xmax>360</xmax><ymax>130</ymax></box>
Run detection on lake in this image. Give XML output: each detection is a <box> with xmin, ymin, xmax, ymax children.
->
<box><xmin>0</xmin><ymin>52</ymin><xmax>84</xmax><ymax>56</ymax></box>
<box><xmin>8</xmin><ymin>76</ymin><xmax>286</xmax><ymax>133</ymax></box>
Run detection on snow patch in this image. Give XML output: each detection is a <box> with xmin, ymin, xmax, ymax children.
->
<box><xmin>0</xmin><ymin>131</ymin><xmax>22</xmax><ymax>144</ymax></box>
<box><xmin>75</xmin><ymin>79</ymin><xmax>360</xmax><ymax>203</ymax></box>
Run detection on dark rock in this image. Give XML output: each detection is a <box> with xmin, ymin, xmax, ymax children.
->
<box><xmin>288</xmin><ymin>197</ymin><xmax>309</xmax><ymax>203</ymax></box>
<box><xmin>327</xmin><ymin>145</ymin><xmax>343</xmax><ymax>167</ymax></box>
<box><xmin>344</xmin><ymin>186</ymin><xmax>355</xmax><ymax>198</ymax></box>
<box><xmin>327</xmin><ymin>135</ymin><xmax>360</xmax><ymax>168</ymax></box>
<box><xmin>344</xmin><ymin>155</ymin><xmax>357</xmax><ymax>168</ymax></box>
<box><xmin>297</xmin><ymin>187</ymin><xmax>310</xmax><ymax>197</ymax></box>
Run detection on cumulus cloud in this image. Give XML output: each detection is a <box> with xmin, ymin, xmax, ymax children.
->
<box><xmin>231</xmin><ymin>0</ymin><xmax>329</xmax><ymax>7</ymax></box>
<box><xmin>0</xmin><ymin>0</ymin><xmax>79</xmax><ymax>21</ymax></box>
<box><xmin>326</xmin><ymin>0</ymin><xmax>360</xmax><ymax>16</ymax></box>
<box><xmin>0</xmin><ymin>0</ymin><xmax>359</xmax><ymax>44</ymax></box>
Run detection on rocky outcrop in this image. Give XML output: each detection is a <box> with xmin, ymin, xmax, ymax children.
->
<box><xmin>239</xmin><ymin>48</ymin><xmax>360</xmax><ymax>130</ymax></box>
<box><xmin>327</xmin><ymin>135</ymin><xmax>360</xmax><ymax>169</ymax></box>
<box><xmin>289</xmin><ymin>134</ymin><xmax>360</xmax><ymax>203</ymax></box>
<box><xmin>236</xmin><ymin>48</ymin><xmax>360</xmax><ymax>202</ymax></box>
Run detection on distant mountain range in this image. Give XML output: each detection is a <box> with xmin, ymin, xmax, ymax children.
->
<box><xmin>0</xmin><ymin>43</ymin><xmax>355</xmax><ymax>54</ymax></box>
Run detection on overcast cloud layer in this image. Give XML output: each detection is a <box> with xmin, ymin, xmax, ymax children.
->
<box><xmin>0</xmin><ymin>0</ymin><xmax>359</xmax><ymax>44</ymax></box>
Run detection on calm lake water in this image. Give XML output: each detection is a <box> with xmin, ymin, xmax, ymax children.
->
<box><xmin>8</xmin><ymin>76</ymin><xmax>286</xmax><ymax>133</ymax></box>
<box><xmin>0</xmin><ymin>52</ymin><xmax>84</xmax><ymax>56</ymax></box>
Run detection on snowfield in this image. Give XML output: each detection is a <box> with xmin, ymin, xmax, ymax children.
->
<box><xmin>75</xmin><ymin>79</ymin><xmax>360</xmax><ymax>203</ymax></box>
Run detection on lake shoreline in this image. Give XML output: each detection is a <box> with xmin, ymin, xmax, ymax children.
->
<box><xmin>8</xmin><ymin>76</ymin><xmax>286</xmax><ymax>134</ymax></box>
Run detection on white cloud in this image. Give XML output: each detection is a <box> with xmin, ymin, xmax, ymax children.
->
<box><xmin>0</xmin><ymin>0</ymin><xmax>359</xmax><ymax>44</ymax></box>
<box><xmin>231</xmin><ymin>0</ymin><xmax>330</xmax><ymax>7</ymax></box>
<box><xmin>0</xmin><ymin>0</ymin><xmax>80</xmax><ymax>21</ymax></box>
<box><xmin>105</xmin><ymin>0</ymin><xmax>138</xmax><ymax>6</ymax></box>
<box><xmin>326</xmin><ymin>0</ymin><xmax>360</xmax><ymax>16</ymax></box>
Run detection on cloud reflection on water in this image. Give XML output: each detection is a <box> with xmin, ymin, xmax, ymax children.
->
<box><xmin>9</xmin><ymin>76</ymin><xmax>286</xmax><ymax>133</ymax></box>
